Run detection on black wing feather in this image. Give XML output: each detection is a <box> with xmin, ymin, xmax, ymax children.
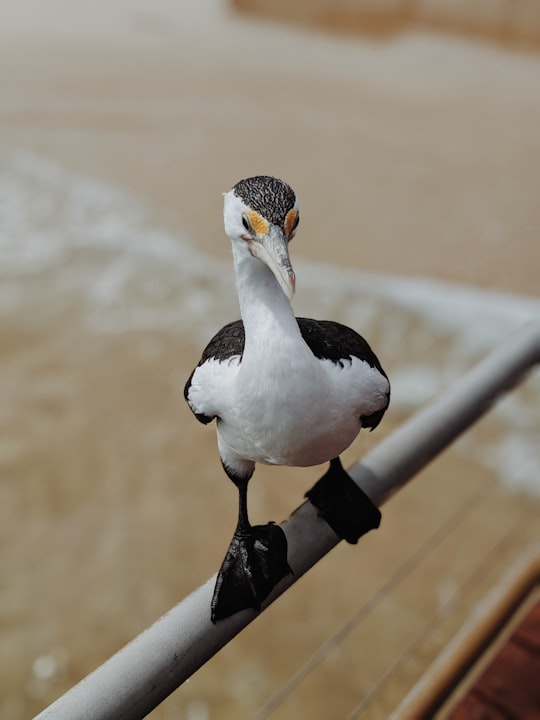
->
<box><xmin>296</xmin><ymin>318</ymin><xmax>390</xmax><ymax>431</ymax></box>
<box><xmin>296</xmin><ymin>318</ymin><xmax>387</xmax><ymax>376</ymax></box>
<box><xmin>183</xmin><ymin>320</ymin><xmax>245</xmax><ymax>424</ymax></box>
<box><xmin>196</xmin><ymin>320</ymin><xmax>245</xmax><ymax>365</ymax></box>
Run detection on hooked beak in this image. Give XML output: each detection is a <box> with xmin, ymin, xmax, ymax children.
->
<box><xmin>250</xmin><ymin>225</ymin><xmax>296</xmax><ymax>301</ymax></box>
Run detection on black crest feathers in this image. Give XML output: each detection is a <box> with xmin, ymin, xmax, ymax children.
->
<box><xmin>233</xmin><ymin>176</ymin><xmax>296</xmax><ymax>227</ymax></box>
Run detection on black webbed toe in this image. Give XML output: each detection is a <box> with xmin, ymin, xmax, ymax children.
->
<box><xmin>211</xmin><ymin>522</ymin><xmax>291</xmax><ymax>623</ymax></box>
<box><xmin>306</xmin><ymin>457</ymin><xmax>381</xmax><ymax>544</ymax></box>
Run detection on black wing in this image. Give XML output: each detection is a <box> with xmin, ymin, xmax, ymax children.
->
<box><xmin>296</xmin><ymin>318</ymin><xmax>389</xmax><ymax>431</ymax></box>
<box><xmin>296</xmin><ymin>318</ymin><xmax>387</xmax><ymax>375</ymax></box>
<box><xmin>183</xmin><ymin>320</ymin><xmax>245</xmax><ymax>424</ymax></box>
<box><xmin>194</xmin><ymin>319</ymin><xmax>245</xmax><ymax>366</ymax></box>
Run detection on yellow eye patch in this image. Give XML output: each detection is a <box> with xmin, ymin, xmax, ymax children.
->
<box><xmin>284</xmin><ymin>209</ymin><xmax>299</xmax><ymax>237</ymax></box>
<box><xmin>247</xmin><ymin>211</ymin><xmax>269</xmax><ymax>238</ymax></box>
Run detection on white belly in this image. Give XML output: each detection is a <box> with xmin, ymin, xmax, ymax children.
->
<box><xmin>214</xmin><ymin>355</ymin><xmax>386</xmax><ymax>468</ymax></box>
<box><xmin>218</xmin><ymin>395</ymin><xmax>360</xmax><ymax>467</ymax></box>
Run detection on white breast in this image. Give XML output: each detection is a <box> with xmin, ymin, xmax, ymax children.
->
<box><xmin>190</xmin><ymin>351</ymin><xmax>388</xmax><ymax>468</ymax></box>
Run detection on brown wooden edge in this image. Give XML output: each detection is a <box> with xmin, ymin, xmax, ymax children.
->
<box><xmin>390</xmin><ymin>542</ymin><xmax>540</xmax><ymax>720</ymax></box>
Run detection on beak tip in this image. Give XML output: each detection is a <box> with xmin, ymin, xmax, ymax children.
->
<box><xmin>289</xmin><ymin>274</ymin><xmax>296</xmax><ymax>299</ymax></box>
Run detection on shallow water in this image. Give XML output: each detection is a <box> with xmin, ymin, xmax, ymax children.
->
<box><xmin>2</xmin><ymin>0</ymin><xmax>540</xmax><ymax>715</ymax></box>
<box><xmin>3</xmin><ymin>0</ymin><xmax>540</xmax><ymax>713</ymax></box>
<box><xmin>2</xmin><ymin>148</ymin><xmax>538</xmax><ymax>489</ymax></box>
<box><xmin>1</xmin><ymin>150</ymin><xmax>539</xmax><ymax>719</ymax></box>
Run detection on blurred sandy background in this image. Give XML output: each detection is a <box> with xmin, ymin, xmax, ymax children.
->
<box><xmin>1</xmin><ymin>1</ymin><xmax>539</xmax><ymax>718</ymax></box>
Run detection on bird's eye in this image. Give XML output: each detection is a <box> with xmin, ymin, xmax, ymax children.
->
<box><xmin>241</xmin><ymin>215</ymin><xmax>251</xmax><ymax>232</ymax></box>
<box><xmin>285</xmin><ymin>209</ymin><xmax>300</xmax><ymax>238</ymax></box>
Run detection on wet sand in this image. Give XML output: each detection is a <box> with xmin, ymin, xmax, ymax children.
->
<box><xmin>1</xmin><ymin>2</ymin><xmax>539</xmax><ymax>719</ymax></box>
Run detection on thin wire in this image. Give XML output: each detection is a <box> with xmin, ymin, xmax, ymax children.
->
<box><xmin>255</xmin><ymin>482</ymin><xmax>488</xmax><ymax>719</ymax></box>
<box><xmin>346</xmin><ymin>502</ymin><xmax>535</xmax><ymax>719</ymax></box>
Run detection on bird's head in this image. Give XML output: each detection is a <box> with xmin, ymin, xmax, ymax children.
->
<box><xmin>223</xmin><ymin>175</ymin><xmax>299</xmax><ymax>301</ymax></box>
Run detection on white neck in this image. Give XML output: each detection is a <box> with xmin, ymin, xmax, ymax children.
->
<box><xmin>231</xmin><ymin>246</ymin><xmax>302</xmax><ymax>358</ymax></box>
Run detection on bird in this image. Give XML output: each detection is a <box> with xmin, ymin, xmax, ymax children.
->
<box><xmin>184</xmin><ymin>176</ymin><xmax>390</xmax><ymax>623</ymax></box>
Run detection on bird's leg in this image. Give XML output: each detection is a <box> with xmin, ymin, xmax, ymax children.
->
<box><xmin>211</xmin><ymin>472</ymin><xmax>292</xmax><ymax>623</ymax></box>
<box><xmin>305</xmin><ymin>457</ymin><xmax>381</xmax><ymax>544</ymax></box>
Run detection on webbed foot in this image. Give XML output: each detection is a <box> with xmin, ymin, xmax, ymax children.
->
<box><xmin>306</xmin><ymin>457</ymin><xmax>381</xmax><ymax>544</ymax></box>
<box><xmin>211</xmin><ymin>522</ymin><xmax>292</xmax><ymax>623</ymax></box>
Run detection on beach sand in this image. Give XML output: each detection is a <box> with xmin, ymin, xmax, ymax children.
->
<box><xmin>1</xmin><ymin>1</ymin><xmax>539</xmax><ymax>718</ymax></box>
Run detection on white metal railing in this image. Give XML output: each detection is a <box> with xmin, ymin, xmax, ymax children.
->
<box><xmin>34</xmin><ymin>321</ymin><xmax>540</xmax><ymax>720</ymax></box>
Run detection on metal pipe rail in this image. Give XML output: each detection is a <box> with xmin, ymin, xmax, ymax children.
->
<box><xmin>35</xmin><ymin>321</ymin><xmax>540</xmax><ymax>720</ymax></box>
